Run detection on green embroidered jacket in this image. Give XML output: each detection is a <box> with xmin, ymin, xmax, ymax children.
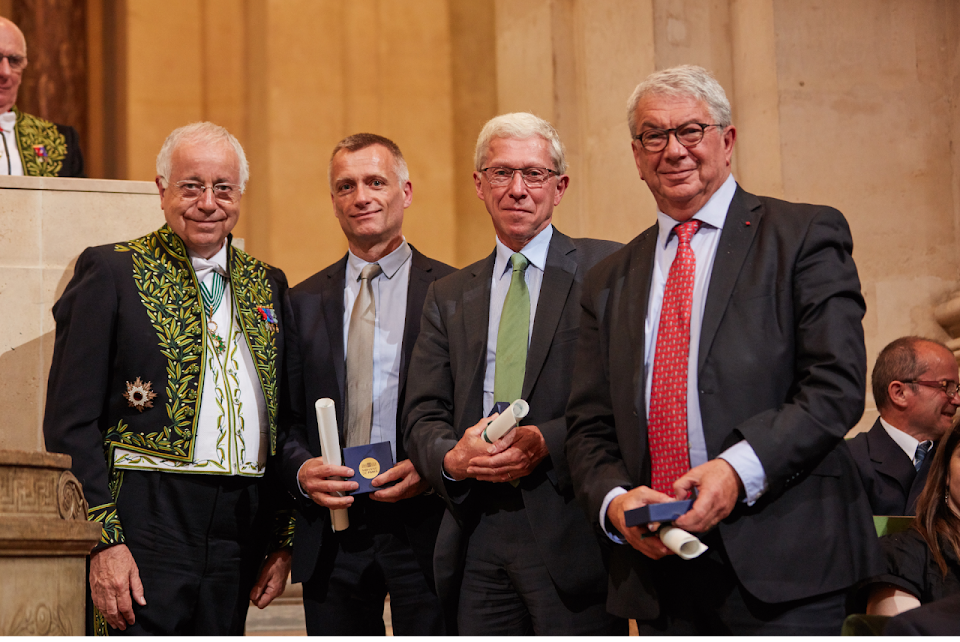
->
<box><xmin>43</xmin><ymin>225</ymin><xmax>294</xmax><ymax>552</ymax></box>
<box><xmin>11</xmin><ymin>106</ymin><xmax>84</xmax><ymax>177</ymax></box>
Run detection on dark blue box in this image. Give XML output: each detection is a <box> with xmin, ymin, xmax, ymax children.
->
<box><xmin>624</xmin><ymin>499</ymin><xmax>693</xmax><ymax>527</ymax></box>
<box><xmin>343</xmin><ymin>442</ymin><xmax>394</xmax><ymax>495</ymax></box>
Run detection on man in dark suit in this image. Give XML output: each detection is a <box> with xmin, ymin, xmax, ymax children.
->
<box><xmin>0</xmin><ymin>17</ymin><xmax>84</xmax><ymax>177</ymax></box>
<box><xmin>44</xmin><ymin>122</ymin><xmax>292</xmax><ymax>634</ymax></box>
<box><xmin>565</xmin><ymin>65</ymin><xmax>880</xmax><ymax>634</ymax></box>
<box><xmin>403</xmin><ymin>113</ymin><xmax>626</xmax><ymax>635</ymax></box>
<box><xmin>277</xmin><ymin>133</ymin><xmax>452</xmax><ymax>635</ymax></box>
<box><xmin>849</xmin><ymin>337</ymin><xmax>959</xmax><ymax>516</ymax></box>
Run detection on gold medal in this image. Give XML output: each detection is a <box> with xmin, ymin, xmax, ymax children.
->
<box><xmin>359</xmin><ymin>458</ymin><xmax>381</xmax><ymax>479</ymax></box>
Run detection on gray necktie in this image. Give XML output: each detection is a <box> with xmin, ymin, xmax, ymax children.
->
<box><xmin>915</xmin><ymin>441</ymin><xmax>932</xmax><ymax>472</ymax></box>
<box><xmin>345</xmin><ymin>263</ymin><xmax>382</xmax><ymax>448</ymax></box>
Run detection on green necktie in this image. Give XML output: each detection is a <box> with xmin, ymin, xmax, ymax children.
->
<box><xmin>494</xmin><ymin>253</ymin><xmax>530</xmax><ymax>403</ymax></box>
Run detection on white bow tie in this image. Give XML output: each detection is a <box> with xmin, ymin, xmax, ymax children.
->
<box><xmin>0</xmin><ymin>111</ymin><xmax>15</xmax><ymax>133</ymax></box>
<box><xmin>191</xmin><ymin>256</ymin><xmax>227</xmax><ymax>285</ymax></box>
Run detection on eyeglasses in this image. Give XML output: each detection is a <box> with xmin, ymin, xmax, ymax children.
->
<box><xmin>480</xmin><ymin>166</ymin><xmax>559</xmax><ymax>188</ymax></box>
<box><xmin>633</xmin><ymin>123</ymin><xmax>723</xmax><ymax>152</ymax></box>
<box><xmin>0</xmin><ymin>52</ymin><xmax>27</xmax><ymax>72</ymax></box>
<box><xmin>175</xmin><ymin>180</ymin><xmax>242</xmax><ymax>204</ymax></box>
<box><xmin>903</xmin><ymin>380</ymin><xmax>960</xmax><ymax>398</ymax></box>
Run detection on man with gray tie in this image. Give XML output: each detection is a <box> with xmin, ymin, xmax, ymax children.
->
<box><xmin>278</xmin><ymin>133</ymin><xmax>453</xmax><ymax>634</ymax></box>
<box><xmin>403</xmin><ymin>113</ymin><xmax>625</xmax><ymax>635</ymax></box>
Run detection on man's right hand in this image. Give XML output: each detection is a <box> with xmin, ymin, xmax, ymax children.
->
<box><xmin>297</xmin><ymin>455</ymin><xmax>358</xmax><ymax>508</ymax></box>
<box><xmin>442</xmin><ymin>415</ymin><xmax>499</xmax><ymax>480</ymax></box>
<box><xmin>89</xmin><ymin>544</ymin><xmax>145</xmax><ymax>631</ymax></box>
<box><xmin>606</xmin><ymin>487</ymin><xmax>677</xmax><ymax>560</ymax></box>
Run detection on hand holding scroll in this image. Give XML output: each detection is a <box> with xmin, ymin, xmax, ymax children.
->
<box><xmin>297</xmin><ymin>455</ymin><xmax>357</xmax><ymax>509</ymax></box>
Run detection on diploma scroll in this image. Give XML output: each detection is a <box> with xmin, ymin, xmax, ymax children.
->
<box><xmin>482</xmin><ymin>399</ymin><xmax>530</xmax><ymax>443</ymax></box>
<box><xmin>315</xmin><ymin>398</ymin><xmax>349</xmax><ymax>532</ymax></box>
<box><xmin>658</xmin><ymin>525</ymin><xmax>708</xmax><ymax>560</ymax></box>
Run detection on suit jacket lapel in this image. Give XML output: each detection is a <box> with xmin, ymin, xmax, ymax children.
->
<box><xmin>399</xmin><ymin>247</ymin><xmax>434</xmax><ymax>415</ymax></box>
<box><xmin>698</xmin><ymin>186</ymin><xmax>763</xmax><ymax>370</ymax></box>
<box><xmin>628</xmin><ymin>228</ymin><xmax>658</xmax><ymax>420</ymax></box>
<box><xmin>868</xmin><ymin>420</ymin><xmax>916</xmax><ymax>495</ymax></box>
<box><xmin>463</xmin><ymin>252</ymin><xmax>495</xmax><ymax>417</ymax></box>
<box><xmin>321</xmin><ymin>255</ymin><xmax>348</xmax><ymax>415</ymax></box>
<box><xmin>523</xmin><ymin>231</ymin><xmax>576</xmax><ymax>399</ymax></box>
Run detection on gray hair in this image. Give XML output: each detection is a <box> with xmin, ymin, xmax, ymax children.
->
<box><xmin>626</xmin><ymin>65</ymin><xmax>732</xmax><ymax>137</ymax></box>
<box><xmin>328</xmin><ymin>133</ymin><xmax>410</xmax><ymax>189</ymax></box>
<box><xmin>156</xmin><ymin>122</ymin><xmax>250</xmax><ymax>191</ymax></box>
<box><xmin>474</xmin><ymin>112</ymin><xmax>567</xmax><ymax>174</ymax></box>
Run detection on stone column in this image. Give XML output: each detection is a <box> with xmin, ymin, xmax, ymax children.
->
<box><xmin>0</xmin><ymin>449</ymin><xmax>100</xmax><ymax>636</ymax></box>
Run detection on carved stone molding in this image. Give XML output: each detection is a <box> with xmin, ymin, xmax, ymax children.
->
<box><xmin>0</xmin><ymin>449</ymin><xmax>100</xmax><ymax>636</ymax></box>
<box><xmin>934</xmin><ymin>294</ymin><xmax>960</xmax><ymax>363</ymax></box>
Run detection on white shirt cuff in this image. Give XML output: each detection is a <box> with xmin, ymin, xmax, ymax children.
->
<box><xmin>600</xmin><ymin>486</ymin><xmax>629</xmax><ymax>544</ymax></box>
<box><xmin>717</xmin><ymin>440</ymin><xmax>767</xmax><ymax>505</ymax></box>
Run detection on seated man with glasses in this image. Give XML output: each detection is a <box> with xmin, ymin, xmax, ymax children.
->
<box><xmin>849</xmin><ymin>337</ymin><xmax>960</xmax><ymax>516</ymax></box>
<box><xmin>404</xmin><ymin>112</ymin><xmax>626</xmax><ymax>635</ymax></box>
<box><xmin>0</xmin><ymin>17</ymin><xmax>84</xmax><ymax>176</ymax></box>
<box><xmin>43</xmin><ymin>122</ymin><xmax>294</xmax><ymax>634</ymax></box>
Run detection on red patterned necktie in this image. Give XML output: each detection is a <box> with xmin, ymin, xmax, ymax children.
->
<box><xmin>648</xmin><ymin>219</ymin><xmax>702</xmax><ymax>496</ymax></box>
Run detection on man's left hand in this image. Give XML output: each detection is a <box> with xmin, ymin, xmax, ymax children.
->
<box><xmin>673</xmin><ymin>459</ymin><xmax>743</xmax><ymax>533</ymax></box>
<box><xmin>466</xmin><ymin>425</ymin><xmax>549</xmax><ymax>482</ymax></box>
<box><xmin>371</xmin><ymin>459</ymin><xmax>430</xmax><ymax>503</ymax></box>
<box><xmin>249</xmin><ymin>549</ymin><xmax>291</xmax><ymax>609</ymax></box>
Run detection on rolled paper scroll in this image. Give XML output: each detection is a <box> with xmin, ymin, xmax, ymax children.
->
<box><xmin>658</xmin><ymin>525</ymin><xmax>709</xmax><ymax>560</ymax></box>
<box><xmin>482</xmin><ymin>399</ymin><xmax>530</xmax><ymax>443</ymax></box>
<box><xmin>315</xmin><ymin>398</ymin><xmax>349</xmax><ymax>532</ymax></box>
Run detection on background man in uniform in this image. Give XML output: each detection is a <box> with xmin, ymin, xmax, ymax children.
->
<box><xmin>849</xmin><ymin>336</ymin><xmax>960</xmax><ymax>516</ymax></box>
<box><xmin>404</xmin><ymin>112</ymin><xmax>625</xmax><ymax>635</ymax></box>
<box><xmin>44</xmin><ymin>122</ymin><xmax>292</xmax><ymax>634</ymax></box>
<box><xmin>565</xmin><ymin>65</ymin><xmax>879</xmax><ymax>634</ymax></box>
<box><xmin>278</xmin><ymin>133</ymin><xmax>452</xmax><ymax>635</ymax></box>
<box><xmin>0</xmin><ymin>16</ymin><xmax>83</xmax><ymax>176</ymax></box>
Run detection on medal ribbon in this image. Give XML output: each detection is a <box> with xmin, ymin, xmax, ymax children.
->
<box><xmin>200</xmin><ymin>273</ymin><xmax>225</xmax><ymax>315</ymax></box>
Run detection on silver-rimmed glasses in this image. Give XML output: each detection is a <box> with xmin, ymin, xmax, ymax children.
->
<box><xmin>174</xmin><ymin>180</ymin><xmax>242</xmax><ymax>204</ymax></box>
<box><xmin>479</xmin><ymin>166</ymin><xmax>559</xmax><ymax>188</ymax></box>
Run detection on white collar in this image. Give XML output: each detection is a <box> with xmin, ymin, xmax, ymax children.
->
<box><xmin>495</xmin><ymin>223</ymin><xmax>553</xmax><ymax>276</ymax></box>
<box><xmin>0</xmin><ymin>110</ymin><xmax>16</xmax><ymax>133</ymax></box>
<box><xmin>656</xmin><ymin>174</ymin><xmax>737</xmax><ymax>247</ymax></box>
<box><xmin>879</xmin><ymin>417</ymin><xmax>923</xmax><ymax>460</ymax></box>
<box><xmin>347</xmin><ymin>238</ymin><xmax>412</xmax><ymax>281</ymax></box>
<box><xmin>188</xmin><ymin>242</ymin><xmax>229</xmax><ymax>281</ymax></box>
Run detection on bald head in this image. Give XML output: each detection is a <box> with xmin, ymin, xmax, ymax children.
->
<box><xmin>0</xmin><ymin>17</ymin><xmax>27</xmax><ymax>114</ymax></box>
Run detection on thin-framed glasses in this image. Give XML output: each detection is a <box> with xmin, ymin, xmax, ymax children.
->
<box><xmin>633</xmin><ymin>123</ymin><xmax>723</xmax><ymax>152</ymax></box>
<box><xmin>480</xmin><ymin>166</ymin><xmax>559</xmax><ymax>188</ymax></box>
<box><xmin>903</xmin><ymin>379</ymin><xmax>960</xmax><ymax>398</ymax></box>
<box><xmin>0</xmin><ymin>52</ymin><xmax>27</xmax><ymax>72</ymax></box>
<box><xmin>175</xmin><ymin>180</ymin><xmax>242</xmax><ymax>204</ymax></box>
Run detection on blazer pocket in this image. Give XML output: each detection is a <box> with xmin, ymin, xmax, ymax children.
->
<box><xmin>553</xmin><ymin>326</ymin><xmax>580</xmax><ymax>345</ymax></box>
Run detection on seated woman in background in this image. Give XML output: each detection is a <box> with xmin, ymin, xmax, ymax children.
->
<box><xmin>867</xmin><ymin>423</ymin><xmax>960</xmax><ymax>615</ymax></box>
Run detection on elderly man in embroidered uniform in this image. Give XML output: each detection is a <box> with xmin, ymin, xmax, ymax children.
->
<box><xmin>0</xmin><ymin>16</ymin><xmax>83</xmax><ymax>177</ymax></box>
<box><xmin>43</xmin><ymin>122</ymin><xmax>292</xmax><ymax>634</ymax></box>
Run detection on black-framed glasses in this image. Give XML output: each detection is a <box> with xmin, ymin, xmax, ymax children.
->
<box><xmin>480</xmin><ymin>166</ymin><xmax>559</xmax><ymax>188</ymax></box>
<box><xmin>175</xmin><ymin>180</ymin><xmax>242</xmax><ymax>204</ymax></box>
<box><xmin>903</xmin><ymin>379</ymin><xmax>960</xmax><ymax>398</ymax></box>
<box><xmin>633</xmin><ymin>123</ymin><xmax>723</xmax><ymax>152</ymax></box>
<box><xmin>0</xmin><ymin>52</ymin><xmax>27</xmax><ymax>72</ymax></box>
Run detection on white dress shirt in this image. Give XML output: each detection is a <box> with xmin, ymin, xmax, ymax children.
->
<box><xmin>343</xmin><ymin>240</ymin><xmax>412</xmax><ymax>461</ymax></box>
<box><xmin>601</xmin><ymin>175</ymin><xmax>768</xmax><ymax>540</ymax></box>
<box><xmin>114</xmin><ymin>242</ymin><xmax>269</xmax><ymax>476</ymax></box>
<box><xmin>879</xmin><ymin>417</ymin><xmax>930</xmax><ymax>466</ymax></box>
<box><xmin>482</xmin><ymin>224</ymin><xmax>553</xmax><ymax>416</ymax></box>
<box><xmin>0</xmin><ymin>111</ymin><xmax>25</xmax><ymax>176</ymax></box>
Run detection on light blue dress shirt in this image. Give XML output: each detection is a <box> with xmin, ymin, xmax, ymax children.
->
<box><xmin>482</xmin><ymin>224</ymin><xmax>554</xmax><ymax>416</ymax></box>
<box><xmin>600</xmin><ymin>175</ymin><xmax>768</xmax><ymax>541</ymax></box>
<box><xmin>343</xmin><ymin>240</ymin><xmax>412</xmax><ymax>461</ymax></box>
